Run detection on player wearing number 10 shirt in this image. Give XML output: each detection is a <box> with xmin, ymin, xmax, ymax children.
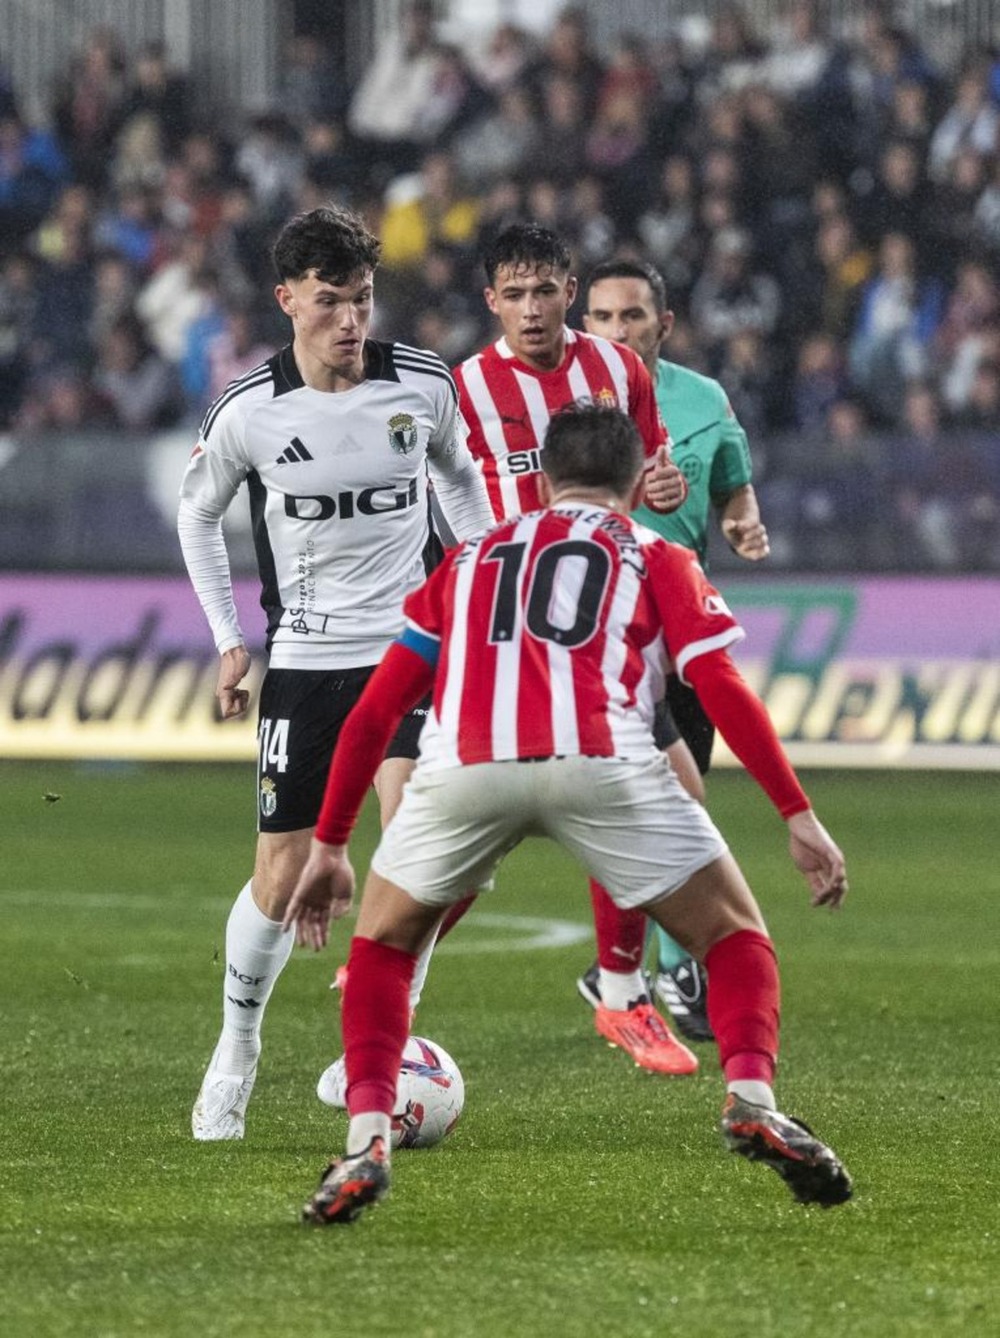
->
<box><xmin>283</xmin><ymin>403</ymin><xmax>852</xmax><ymax>1225</ymax></box>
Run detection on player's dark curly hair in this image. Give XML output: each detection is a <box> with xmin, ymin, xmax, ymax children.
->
<box><xmin>541</xmin><ymin>401</ymin><xmax>643</xmax><ymax>498</ymax></box>
<box><xmin>583</xmin><ymin>259</ymin><xmax>668</xmax><ymax>314</ymax></box>
<box><xmin>482</xmin><ymin>222</ymin><xmax>571</xmax><ymax>287</ymax></box>
<box><xmin>271</xmin><ymin>205</ymin><xmax>382</xmax><ymax>284</ymax></box>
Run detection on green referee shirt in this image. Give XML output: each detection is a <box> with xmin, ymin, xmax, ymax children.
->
<box><xmin>632</xmin><ymin>359</ymin><xmax>753</xmax><ymax>565</ymax></box>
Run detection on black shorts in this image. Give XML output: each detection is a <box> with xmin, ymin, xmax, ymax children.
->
<box><xmin>663</xmin><ymin>675</ymin><xmax>715</xmax><ymax>775</ymax></box>
<box><xmin>255</xmin><ymin>667</ymin><xmax>429</xmax><ymax>832</ymax></box>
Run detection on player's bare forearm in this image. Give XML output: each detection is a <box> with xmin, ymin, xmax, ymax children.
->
<box><xmin>282</xmin><ymin>839</ymin><xmax>356</xmax><ymax>950</ymax></box>
<box><xmin>719</xmin><ymin>485</ymin><xmax>769</xmax><ymax>560</ymax></box>
<box><xmin>216</xmin><ymin>645</ymin><xmax>251</xmax><ymax>719</ymax></box>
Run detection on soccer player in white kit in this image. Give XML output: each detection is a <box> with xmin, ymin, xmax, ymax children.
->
<box><xmin>179</xmin><ymin>205</ymin><xmax>495</xmax><ymax>1140</ymax></box>
<box><xmin>284</xmin><ymin>401</ymin><xmax>853</xmax><ymax>1224</ymax></box>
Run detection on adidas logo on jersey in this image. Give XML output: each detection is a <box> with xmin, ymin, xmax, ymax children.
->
<box><xmin>275</xmin><ymin>436</ymin><xmax>314</xmax><ymax>465</ymax></box>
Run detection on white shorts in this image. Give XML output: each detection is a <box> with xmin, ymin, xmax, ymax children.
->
<box><xmin>371</xmin><ymin>752</ymin><xmax>728</xmax><ymax>910</ymax></box>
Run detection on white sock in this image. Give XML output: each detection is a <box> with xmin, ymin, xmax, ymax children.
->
<box><xmin>727</xmin><ymin>1080</ymin><xmax>777</xmax><ymax>1111</ymax></box>
<box><xmin>599</xmin><ymin>967</ymin><xmax>649</xmax><ymax>1011</ymax></box>
<box><xmin>213</xmin><ymin>880</ymin><xmax>295</xmax><ymax>1074</ymax></box>
<box><xmin>346</xmin><ymin>1112</ymin><xmax>392</xmax><ymax>1156</ymax></box>
<box><xmin>408</xmin><ymin>931</ymin><xmax>439</xmax><ymax>1011</ymax></box>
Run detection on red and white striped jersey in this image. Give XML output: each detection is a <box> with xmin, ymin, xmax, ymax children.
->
<box><xmin>453</xmin><ymin>328</ymin><xmax>668</xmax><ymax>520</ymax></box>
<box><xmin>403</xmin><ymin>504</ymin><xmax>744</xmax><ymax>769</ymax></box>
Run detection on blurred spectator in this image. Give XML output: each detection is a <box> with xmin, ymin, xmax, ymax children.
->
<box><xmin>715</xmin><ymin>328</ymin><xmax>775</xmax><ymax>435</ymax></box>
<box><xmin>795</xmin><ymin>396</ymin><xmax>885</xmax><ymax>568</ymax></box>
<box><xmin>348</xmin><ymin>0</ymin><xmax>446</xmax><ymax>177</ymax></box>
<box><xmin>279</xmin><ymin>35</ymin><xmax>345</xmax><ymax>126</ymax></box>
<box><xmin>51</xmin><ymin>28</ymin><xmax>127</xmax><ymax>190</ymax></box>
<box><xmin>92</xmin><ymin>314</ymin><xmax>181</xmax><ymax>429</ymax></box>
<box><xmin>380</xmin><ymin>150</ymin><xmax>479</xmax><ymax>269</ymax></box>
<box><xmin>0</xmin><ymin>108</ymin><xmax>69</xmax><ymax>249</ymax></box>
<box><xmin>848</xmin><ymin>231</ymin><xmax>944</xmax><ymax>422</ymax></box>
<box><xmin>88</xmin><ymin>250</ymin><xmax>139</xmax><ymax>349</ymax></box>
<box><xmin>597</xmin><ymin>34</ymin><xmax>659</xmax><ymax>116</ymax></box>
<box><xmin>584</xmin><ymin>88</ymin><xmax>654</xmax><ymax>224</ymax></box>
<box><xmin>528</xmin><ymin>73</ymin><xmax>590</xmax><ymax>187</ymax></box>
<box><xmin>468</xmin><ymin>23</ymin><xmax>534</xmax><ymax>96</ymax></box>
<box><xmin>30</xmin><ymin>224</ymin><xmax>95</xmax><ymax>369</ymax></box>
<box><xmin>690</xmin><ymin>226</ymin><xmax>782</xmax><ymax>361</ymax></box>
<box><xmin>953</xmin><ymin>358</ymin><xmax>1000</xmax><ymax>433</ymax></box>
<box><xmin>524</xmin><ymin>5</ymin><xmax>605</xmax><ymax>116</ymax></box>
<box><xmin>452</xmin><ymin>85</ymin><xmax>541</xmax><ymax>187</ymax></box>
<box><xmin>762</xmin><ymin>0</ymin><xmax>831</xmax><ymax>100</ymax></box>
<box><xmin>886</xmin><ymin>381</ymin><xmax>997</xmax><ymax>568</ymax></box>
<box><xmin>136</xmin><ymin>233</ymin><xmax>219</xmax><ymax>362</ymax></box>
<box><xmin>204</xmin><ymin>303</ymin><xmax>276</xmax><ymax>403</ymax></box>
<box><xmin>636</xmin><ymin>153</ymin><xmax>700</xmax><ymax>296</ymax></box>
<box><xmin>93</xmin><ymin>184</ymin><xmax>161</xmax><ymax>272</ymax></box>
<box><xmin>565</xmin><ymin>175</ymin><xmax>616</xmax><ymax>269</ymax></box>
<box><xmin>854</xmin><ymin>138</ymin><xmax>930</xmax><ymax>252</ymax></box>
<box><xmin>806</xmin><ymin>211</ymin><xmax>873</xmax><ymax>340</ymax></box>
<box><xmin>15</xmin><ymin>363</ymin><xmax>114</xmax><ymax>433</ymax></box>
<box><xmin>32</xmin><ymin>183</ymin><xmax>95</xmax><ymax>265</ymax></box>
<box><xmin>117</xmin><ymin>41</ymin><xmax>191</xmax><ymax>155</ymax></box>
<box><xmin>924</xmin><ymin>147</ymin><xmax>990</xmax><ymax>283</ymax></box>
<box><xmin>936</xmin><ymin>260</ymin><xmax>1000</xmax><ymax>413</ymax></box>
<box><xmin>973</xmin><ymin>154</ymin><xmax>1000</xmax><ymax>256</ymax></box>
<box><xmin>927</xmin><ymin>61</ymin><xmax>999</xmax><ymax>184</ymax></box>
<box><xmin>699</xmin><ymin>4</ymin><xmax>766</xmax><ymax>95</ymax></box>
<box><xmin>792</xmin><ymin>331</ymin><xmax>847</xmax><ymax>431</ymax></box>
<box><xmin>0</xmin><ymin>250</ymin><xmax>37</xmax><ymax>424</ymax></box>
<box><xmin>234</xmin><ymin>114</ymin><xmax>304</xmax><ymax>222</ymax></box>
<box><xmin>415</xmin><ymin>44</ymin><xmax>490</xmax><ymax>147</ymax></box>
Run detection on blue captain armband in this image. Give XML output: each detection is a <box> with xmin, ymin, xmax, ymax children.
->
<box><xmin>397</xmin><ymin>624</ymin><xmax>440</xmax><ymax>667</ymax></box>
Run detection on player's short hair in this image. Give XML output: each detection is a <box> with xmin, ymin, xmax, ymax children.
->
<box><xmin>541</xmin><ymin>401</ymin><xmax>644</xmax><ymax>498</ymax></box>
<box><xmin>482</xmin><ymin>223</ymin><xmax>571</xmax><ymax>286</ymax></box>
<box><xmin>583</xmin><ymin>259</ymin><xmax>668</xmax><ymax>313</ymax></box>
<box><xmin>271</xmin><ymin>205</ymin><xmax>382</xmax><ymax>284</ymax></box>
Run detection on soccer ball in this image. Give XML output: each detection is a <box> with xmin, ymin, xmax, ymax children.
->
<box><xmin>316</xmin><ymin>1035</ymin><xmax>465</xmax><ymax>1149</ymax></box>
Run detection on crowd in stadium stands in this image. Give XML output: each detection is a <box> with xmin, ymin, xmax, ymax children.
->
<box><xmin>1</xmin><ymin>1</ymin><xmax>998</xmax><ymax>570</ymax></box>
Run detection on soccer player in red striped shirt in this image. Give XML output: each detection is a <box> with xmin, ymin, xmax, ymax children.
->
<box><xmin>284</xmin><ymin>402</ymin><xmax>852</xmax><ymax>1224</ymax></box>
<box><xmin>445</xmin><ymin>222</ymin><xmax>702</xmax><ymax>1075</ymax></box>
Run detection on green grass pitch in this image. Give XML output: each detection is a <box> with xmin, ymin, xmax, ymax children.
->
<box><xmin>2</xmin><ymin>761</ymin><xmax>998</xmax><ymax>1337</ymax></box>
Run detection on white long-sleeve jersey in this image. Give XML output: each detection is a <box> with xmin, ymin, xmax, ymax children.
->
<box><xmin>178</xmin><ymin>340</ymin><xmax>494</xmax><ymax>669</ymax></box>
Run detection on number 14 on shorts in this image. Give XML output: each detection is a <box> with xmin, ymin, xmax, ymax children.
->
<box><xmin>259</xmin><ymin>717</ymin><xmax>290</xmax><ymax>773</ymax></box>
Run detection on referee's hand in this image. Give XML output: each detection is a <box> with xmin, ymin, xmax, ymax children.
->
<box><xmin>216</xmin><ymin>645</ymin><xmax>251</xmax><ymax>718</ymax></box>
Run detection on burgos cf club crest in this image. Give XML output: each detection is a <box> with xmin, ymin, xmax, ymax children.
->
<box><xmin>388</xmin><ymin>412</ymin><xmax>418</xmax><ymax>455</ymax></box>
<box><xmin>259</xmin><ymin>776</ymin><xmax>277</xmax><ymax>819</ymax></box>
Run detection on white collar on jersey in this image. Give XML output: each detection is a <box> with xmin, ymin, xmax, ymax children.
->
<box><xmin>496</xmin><ymin>326</ymin><xmax>578</xmax><ymax>361</ymax></box>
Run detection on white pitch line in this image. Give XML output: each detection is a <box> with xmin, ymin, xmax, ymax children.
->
<box><xmin>3</xmin><ymin>891</ymin><xmax>591</xmax><ymax>955</ymax></box>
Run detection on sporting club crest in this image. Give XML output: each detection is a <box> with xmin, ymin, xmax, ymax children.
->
<box><xmin>259</xmin><ymin>776</ymin><xmax>277</xmax><ymax>818</ymax></box>
<box><xmin>388</xmin><ymin>412</ymin><xmax>418</xmax><ymax>455</ymax></box>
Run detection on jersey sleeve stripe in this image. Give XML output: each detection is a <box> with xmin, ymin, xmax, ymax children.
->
<box><xmin>200</xmin><ymin>368</ymin><xmax>274</xmax><ymax>440</ymax></box>
<box><xmin>393</xmin><ymin>351</ymin><xmax>458</xmax><ymax>403</ymax></box>
<box><xmin>674</xmin><ymin>627</ymin><xmax>746</xmax><ymax>686</ymax></box>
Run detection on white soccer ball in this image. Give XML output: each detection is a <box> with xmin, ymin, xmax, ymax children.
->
<box><xmin>316</xmin><ymin>1035</ymin><xmax>465</xmax><ymax>1149</ymax></box>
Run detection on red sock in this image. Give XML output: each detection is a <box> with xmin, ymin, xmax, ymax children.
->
<box><xmin>342</xmin><ymin>937</ymin><xmax>415</xmax><ymax>1115</ymax></box>
<box><xmin>436</xmin><ymin>892</ymin><xmax>477</xmax><ymax>942</ymax></box>
<box><xmin>590</xmin><ymin>879</ymin><xmax>647</xmax><ymax>972</ymax></box>
<box><xmin>704</xmin><ymin>929</ymin><xmax>780</xmax><ymax>1085</ymax></box>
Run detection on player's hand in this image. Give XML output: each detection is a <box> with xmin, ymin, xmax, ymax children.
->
<box><xmin>644</xmin><ymin>445</ymin><xmax>688</xmax><ymax>514</ymax></box>
<box><xmin>216</xmin><ymin>645</ymin><xmax>252</xmax><ymax>719</ymax></box>
<box><xmin>282</xmin><ymin>839</ymin><xmax>356</xmax><ymax>950</ymax></box>
<box><xmin>722</xmin><ymin>517</ymin><xmax>770</xmax><ymax>560</ymax></box>
<box><xmin>787</xmin><ymin>809</ymin><xmax>848</xmax><ymax>909</ymax></box>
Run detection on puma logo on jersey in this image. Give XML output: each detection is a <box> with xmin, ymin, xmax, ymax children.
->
<box><xmin>275</xmin><ymin>436</ymin><xmax>314</xmax><ymax>465</ymax></box>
